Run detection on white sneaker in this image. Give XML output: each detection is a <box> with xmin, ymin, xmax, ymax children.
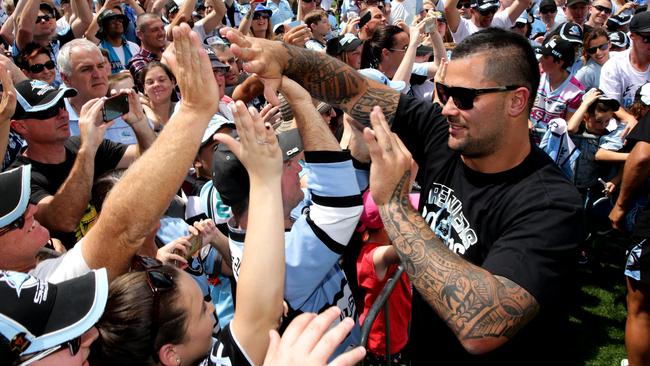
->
<box><xmin>621</xmin><ymin>358</ymin><xmax>629</xmax><ymax>366</ymax></box>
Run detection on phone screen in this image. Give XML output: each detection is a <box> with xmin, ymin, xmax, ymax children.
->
<box><xmin>102</xmin><ymin>93</ymin><xmax>129</xmax><ymax>122</ymax></box>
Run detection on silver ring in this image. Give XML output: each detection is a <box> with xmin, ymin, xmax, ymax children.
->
<box><xmin>256</xmin><ymin>139</ymin><xmax>268</xmax><ymax>145</ymax></box>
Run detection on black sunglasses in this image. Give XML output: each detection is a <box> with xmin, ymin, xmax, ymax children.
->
<box><xmin>586</xmin><ymin>42</ymin><xmax>609</xmax><ymax>54</ymax></box>
<box><xmin>456</xmin><ymin>2</ymin><xmax>472</xmax><ymax>8</ymax></box>
<box><xmin>131</xmin><ymin>255</ymin><xmax>175</xmax><ymax>296</ymax></box>
<box><xmin>539</xmin><ymin>7</ymin><xmax>557</xmax><ymax>14</ymax></box>
<box><xmin>0</xmin><ymin>213</ymin><xmax>25</xmax><ymax>236</ymax></box>
<box><xmin>435</xmin><ymin>82</ymin><xmax>521</xmax><ymax>110</ymax></box>
<box><xmin>252</xmin><ymin>13</ymin><xmax>270</xmax><ymax>20</ymax></box>
<box><xmin>18</xmin><ymin>336</ymin><xmax>81</xmax><ymax>365</ymax></box>
<box><xmin>24</xmin><ymin>100</ymin><xmax>66</xmax><ymax>120</ymax></box>
<box><xmin>593</xmin><ymin>4</ymin><xmax>612</xmax><ymax>13</ymax></box>
<box><xmin>478</xmin><ymin>7</ymin><xmax>497</xmax><ymax>15</ymax></box>
<box><xmin>36</xmin><ymin>14</ymin><xmax>53</xmax><ymax>23</ymax></box>
<box><xmin>28</xmin><ymin>60</ymin><xmax>55</xmax><ymax>73</ymax></box>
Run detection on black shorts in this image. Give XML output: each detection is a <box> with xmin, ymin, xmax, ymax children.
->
<box><xmin>625</xmin><ymin>239</ymin><xmax>650</xmax><ymax>285</ymax></box>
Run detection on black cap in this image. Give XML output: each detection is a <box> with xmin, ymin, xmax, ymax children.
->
<box><xmin>472</xmin><ymin>0</ymin><xmax>500</xmax><ymax>11</ymax></box>
<box><xmin>630</xmin><ymin>11</ymin><xmax>650</xmax><ymax>33</ymax></box>
<box><xmin>539</xmin><ymin>0</ymin><xmax>557</xmax><ymax>12</ymax></box>
<box><xmin>609</xmin><ymin>30</ymin><xmax>630</xmax><ymax>49</ymax></box>
<box><xmin>326</xmin><ymin>33</ymin><xmax>364</xmax><ymax>56</ymax></box>
<box><xmin>97</xmin><ymin>9</ymin><xmax>129</xmax><ymax>33</ymax></box>
<box><xmin>608</xmin><ymin>13</ymin><xmax>632</xmax><ymax>27</ymax></box>
<box><xmin>13</xmin><ymin>80</ymin><xmax>77</xmax><ymax>120</ymax></box>
<box><xmin>558</xmin><ymin>21</ymin><xmax>583</xmax><ymax>45</ymax></box>
<box><xmin>212</xmin><ymin>129</ymin><xmax>303</xmax><ymax>207</ymax></box>
<box><xmin>566</xmin><ymin>0</ymin><xmax>587</xmax><ymax>7</ymax></box>
<box><xmin>165</xmin><ymin>0</ymin><xmax>179</xmax><ymax>15</ymax></box>
<box><xmin>539</xmin><ymin>38</ymin><xmax>575</xmax><ymax>67</ymax></box>
<box><xmin>0</xmin><ymin>165</ymin><xmax>30</xmax><ymax>228</ymax></box>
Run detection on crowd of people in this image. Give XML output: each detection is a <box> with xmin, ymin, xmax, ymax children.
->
<box><xmin>0</xmin><ymin>0</ymin><xmax>649</xmax><ymax>364</ymax></box>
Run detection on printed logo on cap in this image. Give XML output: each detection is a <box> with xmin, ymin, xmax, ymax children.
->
<box><xmin>568</xmin><ymin>24</ymin><xmax>581</xmax><ymax>36</ymax></box>
<box><xmin>9</xmin><ymin>332</ymin><xmax>30</xmax><ymax>354</ymax></box>
<box><xmin>30</xmin><ymin>80</ymin><xmax>55</xmax><ymax>96</ymax></box>
<box><xmin>0</xmin><ymin>272</ymin><xmax>42</xmax><ymax>299</ymax></box>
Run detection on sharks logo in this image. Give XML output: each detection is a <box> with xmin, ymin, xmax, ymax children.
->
<box><xmin>29</xmin><ymin>80</ymin><xmax>55</xmax><ymax>96</ymax></box>
<box><xmin>0</xmin><ymin>271</ymin><xmax>48</xmax><ymax>303</ymax></box>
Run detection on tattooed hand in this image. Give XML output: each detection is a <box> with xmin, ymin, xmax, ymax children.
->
<box><xmin>364</xmin><ymin>106</ymin><xmax>413</xmax><ymax>205</ymax></box>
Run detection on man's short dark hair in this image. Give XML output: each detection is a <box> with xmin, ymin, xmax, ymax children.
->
<box><xmin>452</xmin><ymin>28</ymin><xmax>540</xmax><ymax>112</ymax></box>
<box><xmin>305</xmin><ymin>9</ymin><xmax>328</xmax><ymax>29</ymax></box>
<box><xmin>136</xmin><ymin>13</ymin><xmax>162</xmax><ymax>32</ymax></box>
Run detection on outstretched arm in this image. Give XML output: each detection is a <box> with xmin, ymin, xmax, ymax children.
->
<box><xmin>223</xmin><ymin>28</ymin><xmax>400</xmax><ymax>126</ymax></box>
<box><xmin>364</xmin><ymin>106</ymin><xmax>539</xmax><ymax>355</ymax></box>
<box><xmin>81</xmin><ymin>25</ymin><xmax>219</xmax><ymax>281</ymax></box>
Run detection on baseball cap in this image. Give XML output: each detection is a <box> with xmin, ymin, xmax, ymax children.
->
<box><xmin>472</xmin><ymin>0</ymin><xmax>500</xmax><ymax>12</ymax></box>
<box><xmin>97</xmin><ymin>9</ymin><xmax>129</xmax><ymax>34</ymax></box>
<box><xmin>609</xmin><ymin>30</ymin><xmax>630</xmax><ymax>49</ymax></box>
<box><xmin>203</xmin><ymin>46</ymin><xmax>229</xmax><ymax>70</ymax></box>
<box><xmin>359</xmin><ymin>68</ymin><xmax>406</xmax><ymax>92</ymax></box>
<box><xmin>607</xmin><ymin>13</ymin><xmax>632</xmax><ymax>27</ymax></box>
<box><xmin>583</xmin><ymin>90</ymin><xmax>620</xmax><ymax>111</ymax></box>
<box><xmin>515</xmin><ymin>10</ymin><xmax>528</xmax><ymax>24</ymax></box>
<box><xmin>201</xmin><ymin>115</ymin><xmax>235</xmax><ymax>148</ymax></box>
<box><xmin>538</xmin><ymin>38</ymin><xmax>575</xmax><ymax>67</ymax></box>
<box><xmin>566</xmin><ymin>0</ymin><xmax>587</xmax><ymax>6</ymax></box>
<box><xmin>212</xmin><ymin>129</ymin><xmax>304</xmax><ymax>206</ymax></box>
<box><xmin>558</xmin><ymin>22</ymin><xmax>583</xmax><ymax>45</ymax></box>
<box><xmin>165</xmin><ymin>0</ymin><xmax>179</xmax><ymax>14</ymax></box>
<box><xmin>630</xmin><ymin>11</ymin><xmax>650</xmax><ymax>33</ymax></box>
<box><xmin>13</xmin><ymin>80</ymin><xmax>77</xmax><ymax>120</ymax></box>
<box><xmin>0</xmin><ymin>165</ymin><xmax>30</xmax><ymax>228</ymax></box>
<box><xmin>538</xmin><ymin>0</ymin><xmax>557</xmax><ymax>12</ymax></box>
<box><xmin>253</xmin><ymin>4</ymin><xmax>273</xmax><ymax>16</ymax></box>
<box><xmin>326</xmin><ymin>33</ymin><xmax>364</xmax><ymax>56</ymax></box>
<box><xmin>637</xmin><ymin>83</ymin><xmax>650</xmax><ymax>105</ymax></box>
<box><xmin>0</xmin><ymin>269</ymin><xmax>108</xmax><ymax>364</ymax></box>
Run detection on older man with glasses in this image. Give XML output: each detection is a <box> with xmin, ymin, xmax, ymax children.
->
<box><xmin>223</xmin><ymin>20</ymin><xmax>584</xmax><ymax>364</ymax></box>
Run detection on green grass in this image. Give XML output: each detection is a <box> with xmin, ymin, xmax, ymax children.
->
<box><xmin>564</xmin><ymin>234</ymin><xmax>630</xmax><ymax>365</ymax></box>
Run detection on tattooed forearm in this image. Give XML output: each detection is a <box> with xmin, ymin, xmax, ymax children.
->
<box><xmin>282</xmin><ymin>44</ymin><xmax>399</xmax><ymax>126</ymax></box>
<box><xmin>378</xmin><ymin>172</ymin><xmax>539</xmax><ymax>353</ymax></box>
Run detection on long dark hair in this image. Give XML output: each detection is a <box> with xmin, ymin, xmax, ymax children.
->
<box><xmin>360</xmin><ymin>25</ymin><xmax>405</xmax><ymax>69</ymax></box>
<box><xmin>138</xmin><ymin>61</ymin><xmax>179</xmax><ymax>103</ymax></box>
<box><xmin>90</xmin><ymin>265</ymin><xmax>188</xmax><ymax>366</ymax></box>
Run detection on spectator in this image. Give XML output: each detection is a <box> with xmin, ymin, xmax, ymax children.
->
<box><xmin>610</xmin><ymin>111</ymin><xmax>650</xmax><ymax>366</ymax></box>
<box><xmin>267</xmin><ymin>0</ymin><xmax>294</xmax><ymax>26</ymax></box>
<box><xmin>140</xmin><ymin>61</ymin><xmax>177</xmax><ymax>130</ymax></box>
<box><xmin>585</xmin><ymin>0</ymin><xmax>612</xmax><ymax>29</ymax></box>
<box><xmin>563</xmin><ymin>0</ymin><xmax>590</xmax><ymax>28</ymax></box>
<box><xmin>128</xmin><ymin>13</ymin><xmax>167</xmax><ymax>90</ymax></box>
<box><xmin>9</xmin><ymin>78</ymin><xmax>153</xmax><ymax>248</ymax></box>
<box><xmin>224</xmin><ymin>25</ymin><xmax>584</xmax><ymax>364</ymax></box>
<box><xmin>86</xmin><ymin>8</ymin><xmax>140</xmax><ymax>74</ymax></box>
<box><xmin>444</xmin><ymin>0</ymin><xmax>528</xmax><ymax>43</ymax></box>
<box><xmin>606</xmin><ymin>12</ymin><xmax>631</xmax><ymax>32</ymax></box>
<box><xmin>600</xmin><ymin>11</ymin><xmax>650</xmax><ymax>109</ymax></box>
<box><xmin>240</xmin><ymin>4</ymin><xmax>274</xmax><ymax>39</ymax></box>
<box><xmin>107</xmin><ymin>71</ymin><xmax>136</xmax><ymax>94</ymax></box>
<box><xmin>327</xmin><ymin>33</ymin><xmax>364</xmax><ymax>69</ymax></box>
<box><xmin>537</xmin><ymin>0</ymin><xmax>560</xmax><ymax>36</ymax></box>
<box><xmin>358</xmin><ymin>5</ymin><xmax>388</xmax><ymax>40</ymax></box>
<box><xmin>530</xmin><ymin>38</ymin><xmax>584</xmax><ymax>129</ymax></box>
<box><xmin>0</xmin><ymin>268</ymin><xmax>108</xmax><ymax>366</ymax></box>
<box><xmin>17</xmin><ymin>43</ymin><xmax>56</xmax><ymax>85</ymax></box>
<box><xmin>213</xmin><ymin>41</ymin><xmax>245</xmax><ymax>96</ymax></box>
<box><xmin>305</xmin><ymin>9</ymin><xmax>330</xmax><ymax>51</ymax></box>
<box><xmin>609</xmin><ymin>30</ymin><xmax>630</xmax><ymax>52</ymax></box>
<box><xmin>213</xmin><ymin>77</ymin><xmax>365</xmax><ymax>359</ymax></box>
<box><xmin>575</xmin><ymin>27</ymin><xmax>610</xmax><ymax>90</ymax></box>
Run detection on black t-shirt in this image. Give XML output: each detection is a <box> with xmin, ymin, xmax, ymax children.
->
<box><xmin>10</xmin><ymin>136</ymin><xmax>127</xmax><ymax>247</ymax></box>
<box><xmin>625</xmin><ymin>114</ymin><xmax>650</xmax><ymax>238</ymax></box>
<box><xmin>204</xmin><ymin>324</ymin><xmax>253</xmax><ymax>366</ymax></box>
<box><xmin>391</xmin><ymin>95</ymin><xmax>584</xmax><ymax>365</ymax></box>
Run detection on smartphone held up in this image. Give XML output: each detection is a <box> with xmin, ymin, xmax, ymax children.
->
<box><xmin>102</xmin><ymin>93</ymin><xmax>129</xmax><ymax>122</ymax></box>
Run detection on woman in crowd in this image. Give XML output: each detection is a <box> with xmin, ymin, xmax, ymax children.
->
<box><xmin>139</xmin><ymin>61</ymin><xmax>177</xmax><ymax>132</ymax></box>
<box><xmin>17</xmin><ymin>43</ymin><xmax>56</xmax><ymax>85</ymax></box>
<box><xmin>575</xmin><ymin>28</ymin><xmax>610</xmax><ymax>90</ymax></box>
<box><xmin>239</xmin><ymin>4</ymin><xmax>274</xmax><ymax>40</ymax></box>
<box><xmin>326</xmin><ymin>33</ymin><xmax>364</xmax><ymax>69</ymax></box>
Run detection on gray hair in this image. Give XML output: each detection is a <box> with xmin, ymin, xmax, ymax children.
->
<box><xmin>57</xmin><ymin>39</ymin><xmax>103</xmax><ymax>77</ymax></box>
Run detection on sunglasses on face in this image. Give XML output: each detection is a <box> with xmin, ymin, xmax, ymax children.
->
<box><xmin>435</xmin><ymin>82</ymin><xmax>520</xmax><ymax>110</ymax></box>
<box><xmin>35</xmin><ymin>14</ymin><xmax>53</xmax><ymax>23</ymax></box>
<box><xmin>25</xmin><ymin>100</ymin><xmax>66</xmax><ymax>120</ymax></box>
<box><xmin>28</xmin><ymin>60</ymin><xmax>55</xmax><ymax>73</ymax></box>
<box><xmin>0</xmin><ymin>212</ymin><xmax>25</xmax><ymax>236</ymax></box>
<box><xmin>252</xmin><ymin>13</ymin><xmax>270</xmax><ymax>20</ymax></box>
<box><xmin>539</xmin><ymin>7</ymin><xmax>557</xmax><ymax>14</ymax></box>
<box><xmin>18</xmin><ymin>336</ymin><xmax>81</xmax><ymax>366</ymax></box>
<box><xmin>593</xmin><ymin>4</ymin><xmax>612</xmax><ymax>13</ymax></box>
<box><xmin>478</xmin><ymin>7</ymin><xmax>497</xmax><ymax>16</ymax></box>
<box><xmin>456</xmin><ymin>2</ymin><xmax>472</xmax><ymax>8</ymax></box>
<box><xmin>586</xmin><ymin>42</ymin><xmax>609</xmax><ymax>54</ymax></box>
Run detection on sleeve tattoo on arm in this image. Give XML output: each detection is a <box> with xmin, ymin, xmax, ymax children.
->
<box><xmin>283</xmin><ymin>44</ymin><xmax>399</xmax><ymax>125</ymax></box>
<box><xmin>378</xmin><ymin>172</ymin><xmax>539</xmax><ymax>344</ymax></box>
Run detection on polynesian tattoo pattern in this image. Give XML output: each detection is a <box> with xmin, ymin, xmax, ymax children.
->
<box><xmin>283</xmin><ymin>44</ymin><xmax>400</xmax><ymax>125</ymax></box>
<box><xmin>378</xmin><ymin>172</ymin><xmax>539</xmax><ymax>344</ymax></box>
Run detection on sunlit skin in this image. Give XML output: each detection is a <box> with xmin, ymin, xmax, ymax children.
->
<box><xmin>25</xmin><ymin>53</ymin><xmax>56</xmax><ymax>85</ymax></box>
<box><xmin>587</xmin><ymin>35</ymin><xmax>610</xmax><ymax>65</ymax></box>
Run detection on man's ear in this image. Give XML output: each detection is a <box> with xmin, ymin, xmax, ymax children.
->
<box><xmin>11</xmin><ymin>120</ymin><xmax>27</xmax><ymax>136</ymax></box>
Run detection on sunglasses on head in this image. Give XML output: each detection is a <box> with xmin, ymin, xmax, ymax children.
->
<box><xmin>586</xmin><ymin>42</ymin><xmax>609</xmax><ymax>54</ymax></box>
<box><xmin>23</xmin><ymin>100</ymin><xmax>66</xmax><ymax>120</ymax></box>
<box><xmin>593</xmin><ymin>4</ymin><xmax>612</xmax><ymax>13</ymax></box>
<box><xmin>252</xmin><ymin>13</ymin><xmax>270</xmax><ymax>20</ymax></box>
<box><xmin>28</xmin><ymin>60</ymin><xmax>55</xmax><ymax>73</ymax></box>
<box><xmin>456</xmin><ymin>2</ymin><xmax>472</xmax><ymax>8</ymax></box>
<box><xmin>0</xmin><ymin>212</ymin><xmax>25</xmax><ymax>236</ymax></box>
<box><xmin>18</xmin><ymin>336</ymin><xmax>81</xmax><ymax>366</ymax></box>
<box><xmin>35</xmin><ymin>14</ymin><xmax>53</xmax><ymax>23</ymax></box>
<box><xmin>435</xmin><ymin>82</ymin><xmax>521</xmax><ymax>110</ymax></box>
<box><xmin>635</xmin><ymin>33</ymin><xmax>650</xmax><ymax>44</ymax></box>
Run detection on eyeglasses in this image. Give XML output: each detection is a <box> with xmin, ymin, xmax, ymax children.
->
<box><xmin>477</xmin><ymin>7</ymin><xmax>497</xmax><ymax>16</ymax></box>
<box><xmin>35</xmin><ymin>14</ymin><xmax>53</xmax><ymax>23</ymax></box>
<box><xmin>593</xmin><ymin>4</ymin><xmax>612</xmax><ymax>13</ymax></box>
<box><xmin>456</xmin><ymin>2</ymin><xmax>472</xmax><ymax>8</ymax></box>
<box><xmin>435</xmin><ymin>82</ymin><xmax>521</xmax><ymax>110</ymax></box>
<box><xmin>635</xmin><ymin>33</ymin><xmax>650</xmax><ymax>44</ymax></box>
<box><xmin>252</xmin><ymin>13</ymin><xmax>270</xmax><ymax>20</ymax></box>
<box><xmin>539</xmin><ymin>7</ymin><xmax>557</xmax><ymax>14</ymax></box>
<box><xmin>23</xmin><ymin>100</ymin><xmax>66</xmax><ymax>120</ymax></box>
<box><xmin>389</xmin><ymin>44</ymin><xmax>409</xmax><ymax>52</ymax></box>
<box><xmin>0</xmin><ymin>212</ymin><xmax>25</xmax><ymax>236</ymax></box>
<box><xmin>28</xmin><ymin>60</ymin><xmax>55</xmax><ymax>73</ymax></box>
<box><xmin>18</xmin><ymin>337</ymin><xmax>81</xmax><ymax>366</ymax></box>
<box><xmin>586</xmin><ymin>42</ymin><xmax>609</xmax><ymax>54</ymax></box>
